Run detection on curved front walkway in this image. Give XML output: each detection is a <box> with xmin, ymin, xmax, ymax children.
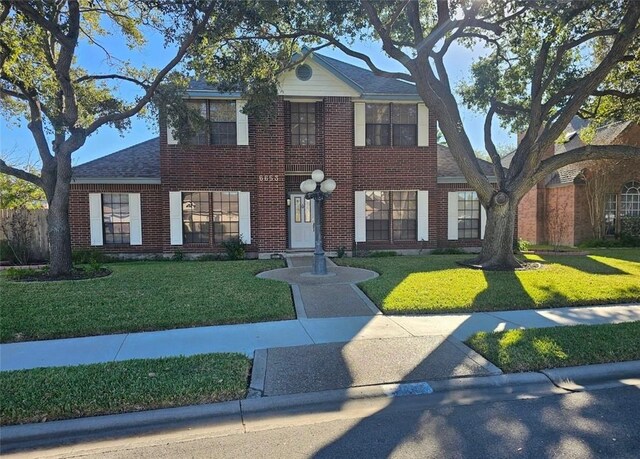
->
<box><xmin>258</xmin><ymin>257</ymin><xmax>380</xmax><ymax>319</ymax></box>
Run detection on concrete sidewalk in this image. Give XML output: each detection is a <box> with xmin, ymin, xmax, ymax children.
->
<box><xmin>1</xmin><ymin>303</ymin><xmax>639</xmax><ymax>371</ymax></box>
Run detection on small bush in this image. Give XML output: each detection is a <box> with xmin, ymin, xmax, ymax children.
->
<box><xmin>516</xmin><ymin>238</ymin><xmax>531</xmax><ymax>252</ymax></box>
<box><xmin>336</xmin><ymin>246</ymin><xmax>347</xmax><ymax>258</ymax></box>
<box><xmin>222</xmin><ymin>237</ymin><xmax>246</xmax><ymax>260</ymax></box>
<box><xmin>368</xmin><ymin>251</ymin><xmax>398</xmax><ymax>258</ymax></box>
<box><xmin>72</xmin><ymin>248</ymin><xmax>108</xmax><ymax>265</ymax></box>
<box><xmin>0</xmin><ymin>240</ymin><xmax>16</xmax><ymax>263</ymax></box>
<box><xmin>431</xmin><ymin>247</ymin><xmax>466</xmax><ymax>255</ymax></box>
<box><xmin>172</xmin><ymin>250</ymin><xmax>184</xmax><ymax>261</ymax></box>
<box><xmin>621</xmin><ymin>217</ymin><xmax>640</xmax><ymax>246</ymax></box>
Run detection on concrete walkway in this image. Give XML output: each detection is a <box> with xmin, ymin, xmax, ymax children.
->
<box><xmin>1</xmin><ymin>303</ymin><xmax>639</xmax><ymax>371</ymax></box>
<box><xmin>258</xmin><ymin>256</ymin><xmax>381</xmax><ymax>318</ymax></box>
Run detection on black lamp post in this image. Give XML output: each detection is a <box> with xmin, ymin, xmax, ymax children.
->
<box><xmin>300</xmin><ymin>169</ymin><xmax>336</xmax><ymax>275</ymax></box>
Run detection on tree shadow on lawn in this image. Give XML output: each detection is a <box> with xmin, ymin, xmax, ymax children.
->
<box><xmin>536</xmin><ymin>254</ymin><xmax>632</xmax><ymax>275</ymax></box>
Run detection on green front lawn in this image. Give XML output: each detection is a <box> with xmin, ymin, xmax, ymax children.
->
<box><xmin>0</xmin><ymin>353</ymin><xmax>250</xmax><ymax>425</ymax></box>
<box><xmin>0</xmin><ymin>260</ymin><xmax>294</xmax><ymax>343</ymax></box>
<box><xmin>335</xmin><ymin>249</ymin><xmax>640</xmax><ymax>313</ymax></box>
<box><xmin>466</xmin><ymin>321</ymin><xmax>640</xmax><ymax>373</ymax></box>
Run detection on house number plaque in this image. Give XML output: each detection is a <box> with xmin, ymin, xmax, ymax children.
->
<box><xmin>258</xmin><ymin>175</ymin><xmax>279</xmax><ymax>182</ymax></box>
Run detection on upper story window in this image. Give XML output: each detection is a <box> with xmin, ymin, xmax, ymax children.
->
<box><xmin>290</xmin><ymin>103</ymin><xmax>316</xmax><ymax>146</ymax></box>
<box><xmin>365</xmin><ymin>103</ymin><xmax>417</xmax><ymax>146</ymax></box>
<box><xmin>185</xmin><ymin>100</ymin><xmax>237</xmax><ymax>146</ymax></box>
<box><xmin>102</xmin><ymin>193</ymin><xmax>130</xmax><ymax>245</ymax></box>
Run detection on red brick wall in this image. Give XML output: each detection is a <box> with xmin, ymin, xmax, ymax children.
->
<box><xmin>518</xmin><ymin>187</ymin><xmax>546</xmax><ymax>244</ymax></box>
<box><xmin>69</xmin><ymin>183</ymin><xmax>163</xmax><ymax>253</ymax></box>
<box><xmin>72</xmin><ymin>99</ymin><xmax>474</xmax><ymax>254</ymax></box>
<box><xmin>545</xmin><ymin>185</ymin><xmax>576</xmax><ymax>246</ymax></box>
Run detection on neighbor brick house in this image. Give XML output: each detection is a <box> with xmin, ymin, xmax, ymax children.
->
<box><xmin>70</xmin><ymin>51</ymin><xmax>494</xmax><ymax>257</ymax></box>
<box><xmin>513</xmin><ymin>120</ymin><xmax>640</xmax><ymax>246</ymax></box>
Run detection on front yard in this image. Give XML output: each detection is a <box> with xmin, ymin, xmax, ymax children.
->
<box><xmin>0</xmin><ymin>260</ymin><xmax>294</xmax><ymax>343</ymax></box>
<box><xmin>336</xmin><ymin>249</ymin><xmax>640</xmax><ymax>314</ymax></box>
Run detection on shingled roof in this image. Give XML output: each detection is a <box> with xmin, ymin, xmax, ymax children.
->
<box><xmin>188</xmin><ymin>51</ymin><xmax>418</xmax><ymax>97</ymax></box>
<box><xmin>72</xmin><ymin>137</ymin><xmax>160</xmax><ymax>181</ymax></box>
<box><xmin>437</xmin><ymin>144</ymin><xmax>495</xmax><ymax>179</ymax></box>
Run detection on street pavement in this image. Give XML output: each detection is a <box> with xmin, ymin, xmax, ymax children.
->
<box><xmin>10</xmin><ymin>385</ymin><xmax>640</xmax><ymax>458</ymax></box>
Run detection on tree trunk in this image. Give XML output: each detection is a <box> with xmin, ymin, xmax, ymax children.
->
<box><xmin>465</xmin><ymin>193</ymin><xmax>522</xmax><ymax>270</ymax></box>
<box><xmin>46</xmin><ymin>152</ymin><xmax>74</xmax><ymax>277</ymax></box>
<box><xmin>47</xmin><ymin>184</ymin><xmax>73</xmax><ymax>276</ymax></box>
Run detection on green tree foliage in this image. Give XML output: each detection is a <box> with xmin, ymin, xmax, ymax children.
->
<box><xmin>0</xmin><ymin>168</ymin><xmax>46</xmax><ymax>209</ymax></box>
<box><xmin>0</xmin><ymin>1</ymin><xmax>295</xmax><ymax>276</ymax></box>
<box><xmin>265</xmin><ymin>0</ymin><xmax>640</xmax><ymax>268</ymax></box>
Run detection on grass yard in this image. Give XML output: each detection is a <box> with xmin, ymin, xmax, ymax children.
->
<box><xmin>466</xmin><ymin>321</ymin><xmax>640</xmax><ymax>373</ymax></box>
<box><xmin>0</xmin><ymin>260</ymin><xmax>294</xmax><ymax>343</ymax></box>
<box><xmin>0</xmin><ymin>353</ymin><xmax>250</xmax><ymax>425</ymax></box>
<box><xmin>335</xmin><ymin>249</ymin><xmax>640</xmax><ymax>314</ymax></box>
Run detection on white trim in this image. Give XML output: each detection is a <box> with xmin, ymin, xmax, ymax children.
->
<box><xmin>354</xmin><ymin>102</ymin><xmax>366</xmax><ymax>147</ymax></box>
<box><xmin>236</xmin><ymin>100</ymin><xmax>249</xmax><ymax>146</ymax></box>
<box><xmin>354</xmin><ymin>191</ymin><xmax>366</xmax><ymax>242</ymax></box>
<box><xmin>481</xmin><ymin>205</ymin><xmax>487</xmax><ymax>240</ymax></box>
<box><xmin>169</xmin><ymin>192</ymin><xmax>183</xmax><ymax>245</ymax></box>
<box><xmin>239</xmin><ymin>191</ymin><xmax>251</xmax><ymax>244</ymax></box>
<box><xmin>417</xmin><ymin>190</ymin><xmax>429</xmax><ymax>241</ymax></box>
<box><xmin>129</xmin><ymin>193</ymin><xmax>142</xmax><ymax>245</ymax></box>
<box><xmin>418</xmin><ymin>104</ymin><xmax>429</xmax><ymax>147</ymax></box>
<box><xmin>72</xmin><ymin>178</ymin><xmax>161</xmax><ymax>185</ymax></box>
<box><xmin>89</xmin><ymin>193</ymin><xmax>103</xmax><ymax>246</ymax></box>
<box><xmin>447</xmin><ymin>192</ymin><xmax>459</xmax><ymax>240</ymax></box>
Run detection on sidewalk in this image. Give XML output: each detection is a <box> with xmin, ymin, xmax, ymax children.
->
<box><xmin>2</xmin><ymin>303</ymin><xmax>639</xmax><ymax>371</ymax></box>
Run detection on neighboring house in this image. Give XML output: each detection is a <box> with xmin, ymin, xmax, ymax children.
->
<box><xmin>513</xmin><ymin>121</ymin><xmax>640</xmax><ymax>246</ymax></box>
<box><xmin>70</xmin><ymin>51</ymin><xmax>495</xmax><ymax>257</ymax></box>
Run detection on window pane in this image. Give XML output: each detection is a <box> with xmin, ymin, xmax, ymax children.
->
<box><xmin>103</xmin><ymin>193</ymin><xmax>130</xmax><ymax>245</ymax></box>
<box><xmin>209</xmin><ymin>101</ymin><xmax>236</xmax><ymax>122</ymax></box>
<box><xmin>366</xmin><ymin>104</ymin><xmax>390</xmax><ymax>123</ymax></box>
<box><xmin>366</xmin><ymin>124</ymin><xmax>390</xmax><ymax>146</ymax></box>
<box><xmin>393</xmin><ymin>124</ymin><xmax>417</xmax><ymax>146</ymax></box>
<box><xmin>290</xmin><ymin>103</ymin><xmax>316</xmax><ymax>145</ymax></box>
<box><xmin>212</xmin><ymin>191</ymin><xmax>239</xmax><ymax>242</ymax></box>
<box><xmin>365</xmin><ymin>191</ymin><xmax>390</xmax><ymax>241</ymax></box>
<box><xmin>392</xmin><ymin>191</ymin><xmax>417</xmax><ymax>240</ymax></box>
<box><xmin>392</xmin><ymin>104</ymin><xmax>417</xmax><ymax>124</ymax></box>
<box><xmin>457</xmin><ymin>191</ymin><xmax>480</xmax><ymax>239</ymax></box>
<box><xmin>183</xmin><ymin>192</ymin><xmax>210</xmax><ymax>243</ymax></box>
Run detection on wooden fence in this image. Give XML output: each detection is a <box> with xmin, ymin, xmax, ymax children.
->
<box><xmin>0</xmin><ymin>209</ymin><xmax>49</xmax><ymax>262</ymax></box>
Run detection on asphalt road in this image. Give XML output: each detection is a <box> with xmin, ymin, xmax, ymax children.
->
<box><xmin>16</xmin><ymin>386</ymin><xmax>640</xmax><ymax>459</ymax></box>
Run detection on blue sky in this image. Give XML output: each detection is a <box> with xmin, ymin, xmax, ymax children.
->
<box><xmin>1</xmin><ymin>31</ymin><xmax>515</xmax><ymax>169</ymax></box>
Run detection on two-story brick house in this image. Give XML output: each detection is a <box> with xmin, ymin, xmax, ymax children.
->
<box><xmin>70</xmin><ymin>51</ymin><xmax>492</xmax><ymax>257</ymax></box>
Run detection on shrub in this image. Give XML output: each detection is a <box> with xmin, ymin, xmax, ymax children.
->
<box><xmin>172</xmin><ymin>250</ymin><xmax>184</xmax><ymax>261</ymax></box>
<box><xmin>368</xmin><ymin>251</ymin><xmax>398</xmax><ymax>257</ymax></box>
<box><xmin>72</xmin><ymin>248</ymin><xmax>108</xmax><ymax>265</ymax></box>
<box><xmin>621</xmin><ymin>217</ymin><xmax>640</xmax><ymax>246</ymax></box>
<box><xmin>0</xmin><ymin>240</ymin><xmax>16</xmax><ymax>263</ymax></box>
<box><xmin>336</xmin><ymin>246</ymin><xmax>347</xmax><ymax>258</ymax></box>
<box><xmin>0</xmin><ymin>209</ymin><xmax>36</xmax><ymax>265</ymax></box>
<box><xmin>516</xmin><ymin>238</ymin><xmax>531</xmax><ymax>252</ymax></box>
<box><xmin>4</xmin><ymin>267</ymin><xmax>45</xmax><ymax>281</ymax></box>
<box><xmin>221</xmin><ymin>237</ymin><xmax>246</xmax><ymax>260</ymax></box>
<box><xmin>431</xmin><ymin>247</ymin><xmax>466</xmax><ymax>255</ymax></box>
<box><xmin>196</xmin><ymin>254</ymin><xmax>224</xmax><ymax>261</ymax></box>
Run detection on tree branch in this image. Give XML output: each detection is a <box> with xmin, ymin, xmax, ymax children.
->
<box><xmin>361</xmin><ymin>0</ymin><xmax>413</xmax><ymax>66</ymax></box>
<box><xmin>10</xmin><ymin>0</ymin><xmax>72</xmax><ymax>47</ymax></box>
<box><xmin>484</xmin><ymin>103</ymin><xmax>505</xmax><ymax>187</ymax></box>
<box><xmin>0</xmin><ymin>159</ymin><xmax>43</xmax><ymax>187</ymax></box>
<box><xmin>529</xmin><ymin>145</ymin><xmax>640</xmax><ymax>187</ymax></box>
<box><xmin>591</xmin><ymin>89</ymin><xmax>640</xmax><ymax>99</ymax></box>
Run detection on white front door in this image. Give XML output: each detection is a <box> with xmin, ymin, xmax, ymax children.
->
<box><xmin>290</xmin><ymin>194</ymin><xmax>315</xmax><ymax>249</ymax></box>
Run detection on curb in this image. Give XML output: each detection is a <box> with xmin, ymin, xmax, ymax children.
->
<box><xmin>541</xmin><ymin>360</ymin><xmax>640</xmax><ymax>391</ymax></box>
<box><xmin>2</xmin><ymin>361</ymin><xmax>638</xmax><ymax>453</ymax></box>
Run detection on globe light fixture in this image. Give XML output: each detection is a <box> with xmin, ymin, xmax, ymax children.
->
<box><xmin>299</xmin><ymin>170</ymin><xmax>336</xmax><ymax>275</ymax></box>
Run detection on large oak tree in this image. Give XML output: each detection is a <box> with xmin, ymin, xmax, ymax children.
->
<box><xmin>0</xmin><ymin>0</ymin><xmax>291</xmax><ymax>276</ymax></box>
<box><xmin>269</xmin><ymin>0</ymin><xmax>640</xmax><ymax>268</ymax></box>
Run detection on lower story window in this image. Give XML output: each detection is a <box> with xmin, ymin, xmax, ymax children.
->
<box><xmin>183</xmin><ymin>191</ymin><xmax>239</xmax><ymax>243</ymax></box>
<box><xmin>365</xmin><ymin>190</ymin><xmax>417</xmax><ymax>241</ymax></box>
<box><xmin>458</xmin><ymin>191</ymin><xmax>480</xmax><ymax>239</ymax></box>
<box><xmin>102</xmin><ymin>193</ymin><xmax>130</xmax><ymax>244</ymax></box>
